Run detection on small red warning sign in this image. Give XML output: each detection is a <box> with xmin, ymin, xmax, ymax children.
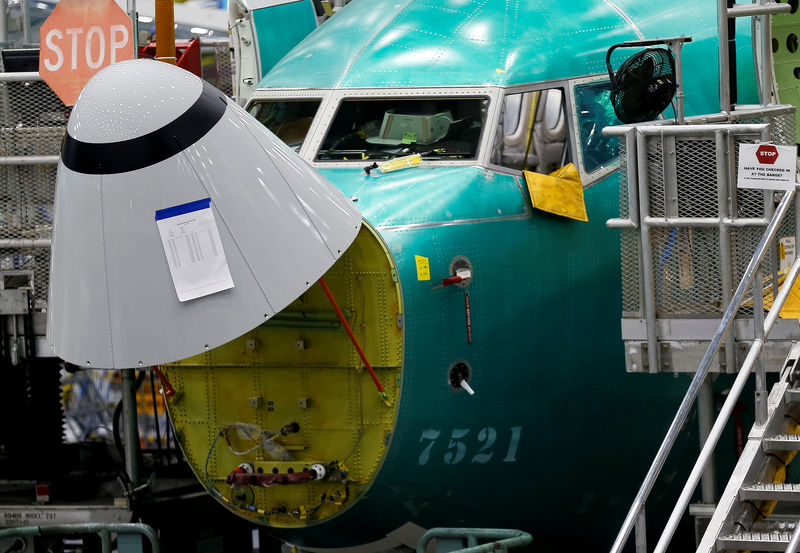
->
<box><xmin>737</xmin><ymin>143</ymin><xmax>797</xmax><ymax>191</ymax></box>
<box><xmin>756</xmin><ymin>144</ymin><xmax>779</xmax><ymax>164</ymax></box>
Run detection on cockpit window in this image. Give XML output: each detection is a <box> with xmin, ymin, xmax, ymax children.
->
<box><xmin>492</xmin><ymin>88</ymin><xmax>570</xmax><ymax>174</ymax></box>
<box><xmin>573</xmin><ymin>81</ymin><xmax>621</xmax><ymax>173</ymax></box>
<box><xmin>248</xmin><ymin>99</ymin><xmax>322</xmax><ymax>152</ymax></box>
<box><xmin>316</xmin><ymin>97</ymin><xmax>488</xmax><ymax>161</ymax></box>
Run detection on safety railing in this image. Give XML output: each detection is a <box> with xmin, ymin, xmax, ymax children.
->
<box><xmin>608</xmin><ymin>104</ymin><xmax>798</xmax><ymax>374</ymax></box>
<box><xmin>0</xmin><ymin>71</ymin><xmax>64</xmax><ymax>310</ymax></box>
<box><xmin>786</xmin><ymin>523</ymin><xmax>800</xmax><ymax>553</ymax></box>
<box><xmin>0</xmin><ymin>522</ymin><xmax>160</xmax><ymax>553</ymax></box>
<box><xmin>606</xmin><ymin>103</ymin><xmax>800</xmax><ymax>553</ymax></box>
<box><xmin>417</xmin><ymin>528</ymin><xmax>532</xmax><ymax>553</ymax></box>
<box><xmin>611</xmin><ymin>181</ymin><xmax>800</xmax><ymax>553</ymax></box>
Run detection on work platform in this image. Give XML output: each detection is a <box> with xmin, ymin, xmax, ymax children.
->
<box><xmin>606</xmin><ymin>61</ymin><xmax>800</xmax><ymax>553</ymax></box>
<box><xmin>608</xmin><ymin>104</ymin><xmax>800</xmax><ymax>375</ymax></box>
<box><xmin>606</xmin><ymin>101</ymin><xmax>800</xmax><ymax>552</ymax></box>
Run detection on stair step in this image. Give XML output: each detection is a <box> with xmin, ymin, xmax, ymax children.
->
<box><xmin>763</xmin><ymin>434</ymin><xmax>800</xmax><ymax>451</ymax></box>
<box><xmin>740</xmin><ymin>483</ymin><xmax>800</xmax><ymax>501</ymax></box>
<box><xmin>717</xmin><ymin>530</ymin><xmax>795</xmax><ymax>551</ymax></box>
<box><xmin>785</xmin><ymin>388</ymin><xmax>800</xmax><ymax>403</ymax></box>
<box><xmin>718</xmin><ymin>521</ymin><xmax>798</xmax><ymax>551</ymax></box>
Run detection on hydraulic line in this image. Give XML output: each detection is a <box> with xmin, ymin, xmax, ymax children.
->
<box><xmin>152</xmin><ymin>365</ymin><xmax>175</xmax><ymax>396</ymax></box>
<box><xmin>318</xmin><ymin>277</ymin><xmax>388</xmax><ymax>403</ymax></box>
<box><xmin>149</xmin><ymin>369</ymin><xmax>163</xmax><ymax>463</ymax></box>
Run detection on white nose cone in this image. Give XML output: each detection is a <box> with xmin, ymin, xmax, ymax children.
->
<box><xmin>48</xmin><ymin>59</ymin><xmax>361</xmax><ymax>369</ymax></box>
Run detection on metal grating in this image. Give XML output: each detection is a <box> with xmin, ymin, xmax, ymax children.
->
<box><xmin>621</xmin><ymin>229</ymin><xmax>639</xmax><ymax>314</ymax></box>
<box><xmin>645</xmin><ymin>136</ymin><xmax>726</xmax><ymax>316</ymax></box>
<box><xmin>616</xmin><ymin>107</ymin><xmax>797</xmax><ymax>319</ymax></box>
<box><xmin>0</xmin><ymin>164</ymin><xmax>57</xmax><ymax>238</ymax></box>
<box><xmin>737</xmin><ymin>186</ymin><xmax>766</xmax><ymax>218</ymax></box>
<box><xmin>0</xmin><ymin>75</ymin><xmax>66</xmax><ymax>308</ymax></box>
<box><xmin>646</xmin><ymin>140</ymin><xmax>665</xmax><ymax>218</ymax></box>
<box><xmin>618</xmin><ymin>139</ymin><xmax>642</xmax><ymax>314</ymax></box>
<box><xmin>674</xmin><ymin>138</ymin><xmax>717</xmax><ymax>217</ymax></box>
<box><xmin>733</xmin><ymin>135</ymin><xmax>766</xmax><ymax>219</ymax></box>
<box><xmin>730</xmin><ymin>225</ymin><xmax>772</xmax><ymax>315</ymax></box>
<box><xmin>0</xmin><ymin>80</ymin><xmax>68</xmax><ymax>131</ymax></box>
<box><xmin>652</xmin><ymin>227</ymin><xmax>723</xmax><ymax>316</ymax></box>
<box><xmin>734</xmin><ymin>110</ymin><xmax>796</xmax><ymax>145</ymax></box>
<box><xmin>203</xmin><ymin>38</ymin><xmax>235</xmax><ymax>99</ymax></box>
<box><xmin>618</xmin><ymin>139</ymin><xmax>629</xmax><ymax>219</ymax></box>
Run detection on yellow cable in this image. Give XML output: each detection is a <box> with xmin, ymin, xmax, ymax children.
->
<box><xmin>743</xmin><ymin>267</ymin><xmax>788</xmax><ymax>310</ymax></box>
<box><xmin>520</xmin><ymin>91</ymin><xmax>540</xmax><ymax>171</ymax></box>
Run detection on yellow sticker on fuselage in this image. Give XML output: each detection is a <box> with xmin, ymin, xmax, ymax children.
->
<box><xmin>415</xmin><ymin>255</ymin><xmax>430</xmax><ymax>281</ymax></box>
<box><xmin>379</xmin><ymin>154</ymin><xmax>422</xmax><ymax>173</ymax></box>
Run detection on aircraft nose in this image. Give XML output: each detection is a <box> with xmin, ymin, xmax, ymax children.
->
<box><xmin>48</xmin><ymin>58</ymin><xmax>362</xmax><ymax>369</ymax></box>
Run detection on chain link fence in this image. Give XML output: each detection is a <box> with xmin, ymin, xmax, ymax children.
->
<box><xmin>0</xmin><ymin>70</ymin><xmax>64</xmax><ymax>308</ymax></box>
<box><xmin>0</xmin><ymin>42</ymin><xmax>234</xmax><ymax>311</ymax></box>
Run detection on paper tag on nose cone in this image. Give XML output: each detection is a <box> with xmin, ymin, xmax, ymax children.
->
<box><xmin>48</xmin><ymin>59</ymin><xmax>362</xmax><ymax>369</ymax></box>
<box><xmin>155</xmin><ymin>198</ymin><xmax>234</xmax><ymax>302</ymax></box>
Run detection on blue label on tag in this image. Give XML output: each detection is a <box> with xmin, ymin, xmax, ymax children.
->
<box><xmin>155</xmin><ymin>198</ymin><xmax>211</xmax><ymax>221</ymax></box>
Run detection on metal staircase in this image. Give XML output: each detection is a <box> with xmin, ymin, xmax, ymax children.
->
<box><xmin>605</xmin><ymin>99</ymin><xmax>800</xmax><ymax>553</ymax></box>
<box><xmin>608</xmin><ymin>157</ymin><xmax>800</xmax><ymax>553</ymax></box>
<box><xmin>605</xmin><ymin>2</ymin><xmax>800</xmax><ymax>553</ymax></box>
<box><xmin>696</xmin><ymin>343</ymin><xmax>800</xmax><ymax>552</ymax></box>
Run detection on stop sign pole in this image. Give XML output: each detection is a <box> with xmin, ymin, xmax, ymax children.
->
<box><xmin>155</xmin><ymin>0</ymin><xmax>177</xmax><ymax>64</ymax></box>
<box><xmin>127</xmin><ymin>0</ymin><xmax>139</xmax><ymax>57</ymax></box>
<box><xmin>39</xmin><ymin>0</ymin><xmax>135</xmax><ymax>106</ymax></box>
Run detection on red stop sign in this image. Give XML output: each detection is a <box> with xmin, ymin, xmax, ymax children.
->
<box><xmin>39</xmin><ymin>0</ymin><xmax>134</xmax><ymax>106</ymax></box>
<box><xmin>756</xmin><ymin>144</ymin><xmax>779</xmax><ymax>164</ymax></box>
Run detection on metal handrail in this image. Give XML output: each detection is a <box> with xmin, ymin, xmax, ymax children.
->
<box><xmin>610</xmin><ymin>184</ymin><xmax>798</xmax><ymax>553</ymax></box>
<box><xmin>654</xmin><ymin>253</ymin><xmax>800</xmax><ymax>553</ymax></box>
<box><xmin>417</xmin><ymin>528</ymin><xmax>532</xmax><ymax>553</ymax></box>
<box><xmin>785</xmin><ymin>522</ymin><xmax>800</xmax><ymax>553</ymax></box>
<box><xmin>603</xmin><ymin>104</ymin><xmax>796</xmax><ymax>139</ymax></box>
<box><xmin>0</xmin><ymin>72</ymin><xmax>41</xmax><ymax>82</ymax></box>
<box><xmin>0</xmin><ymin>522</ymin><xmax>160</xmax><ymax>553</ymax></box>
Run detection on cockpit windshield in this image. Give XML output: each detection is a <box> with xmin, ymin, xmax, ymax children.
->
<box><xmin>248</xmin><ymin>99</ymin><xmax>322</xmax><ymax>152</ymax></box>
<box><xmin>316</xmin><ymin>97</ymin><xmax>488</xmax><ymax>161</ymax></box>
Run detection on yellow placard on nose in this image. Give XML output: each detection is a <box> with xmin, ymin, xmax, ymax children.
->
<box><xmin>415</xmin><ymin>255</ymin><xmax>430</xmax><ymax>281</ymax></box>
<box><xmin>524</xmin><ymin>163</ymin><xmax>588</xmax><ymax>222</ymax></box>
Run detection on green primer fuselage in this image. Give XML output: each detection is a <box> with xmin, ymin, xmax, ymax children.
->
<box><xmin>249</xmin><ymin>0</ymin><xmax>760</xmax><ymax>547</ymax></box>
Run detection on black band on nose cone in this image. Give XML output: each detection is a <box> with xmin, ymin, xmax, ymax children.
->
<box><xmin>61</xmin><ymin>80</ymin><xmax>229</xmax><ymax>175</ymax></box>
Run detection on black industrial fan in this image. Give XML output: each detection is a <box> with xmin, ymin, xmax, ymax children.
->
<box><xmin>606</xmin><ymin>43</ymin><xmax>677</xmax><ymax>123</ymax></box>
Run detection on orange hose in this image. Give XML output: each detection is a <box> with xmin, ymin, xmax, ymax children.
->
<box><xmin>318</xmin><ymin>277</ymin><xmax>384</xmax><ymax>393</ymax></box>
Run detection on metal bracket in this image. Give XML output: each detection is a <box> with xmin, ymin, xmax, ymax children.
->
<box><xmin>660</xmin><ymin>342</ymin><xmax>673</xmax><ymax>372</ymax></box>
<box><xmin>0</xmin><ymin>289</ymin><xmax>28</xmax><ymax>315</ymax></box>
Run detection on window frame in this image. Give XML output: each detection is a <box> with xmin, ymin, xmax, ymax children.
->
<box><xmin>485</xmin><ymin>82</ymin><xmax>575</xmax><ymax>177</ymax></box>
<box><xmin>304</xmin><ymin>87</ymin><xmax>500</xmax><ymax>169</ymax></box>
<box><xmin>568</xmin><ymin>75</ymin><xmax>623</xmax><ymax>186</ymax></box>
<box><xmin>483</xmin><ymin>80</ymin><xmax>581</xmax><ymax>179</ymax></box>
<box><xmin>246</xmin><ymin>80</ymin><xmax>625</xmax><ymax>187</ymax></box>
<box><xmin>246</xmin><ymin>96</ymin><xmax>326</xmax><ymax>153</ymax></box>
<box><xmin>244</xmin><ymin>88</ymin><xmax>330</xmax><ymax>159</ymax></box>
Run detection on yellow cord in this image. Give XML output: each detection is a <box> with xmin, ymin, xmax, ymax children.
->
<box><xmin>520</xmin><ymin>91</ymin><xmax>540</xmax><ymax>171</ymax></box>
<box><xmin>759</xmin><ymin>422</ymin><xmax>800</xmax><ymax>519</ymax></box>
